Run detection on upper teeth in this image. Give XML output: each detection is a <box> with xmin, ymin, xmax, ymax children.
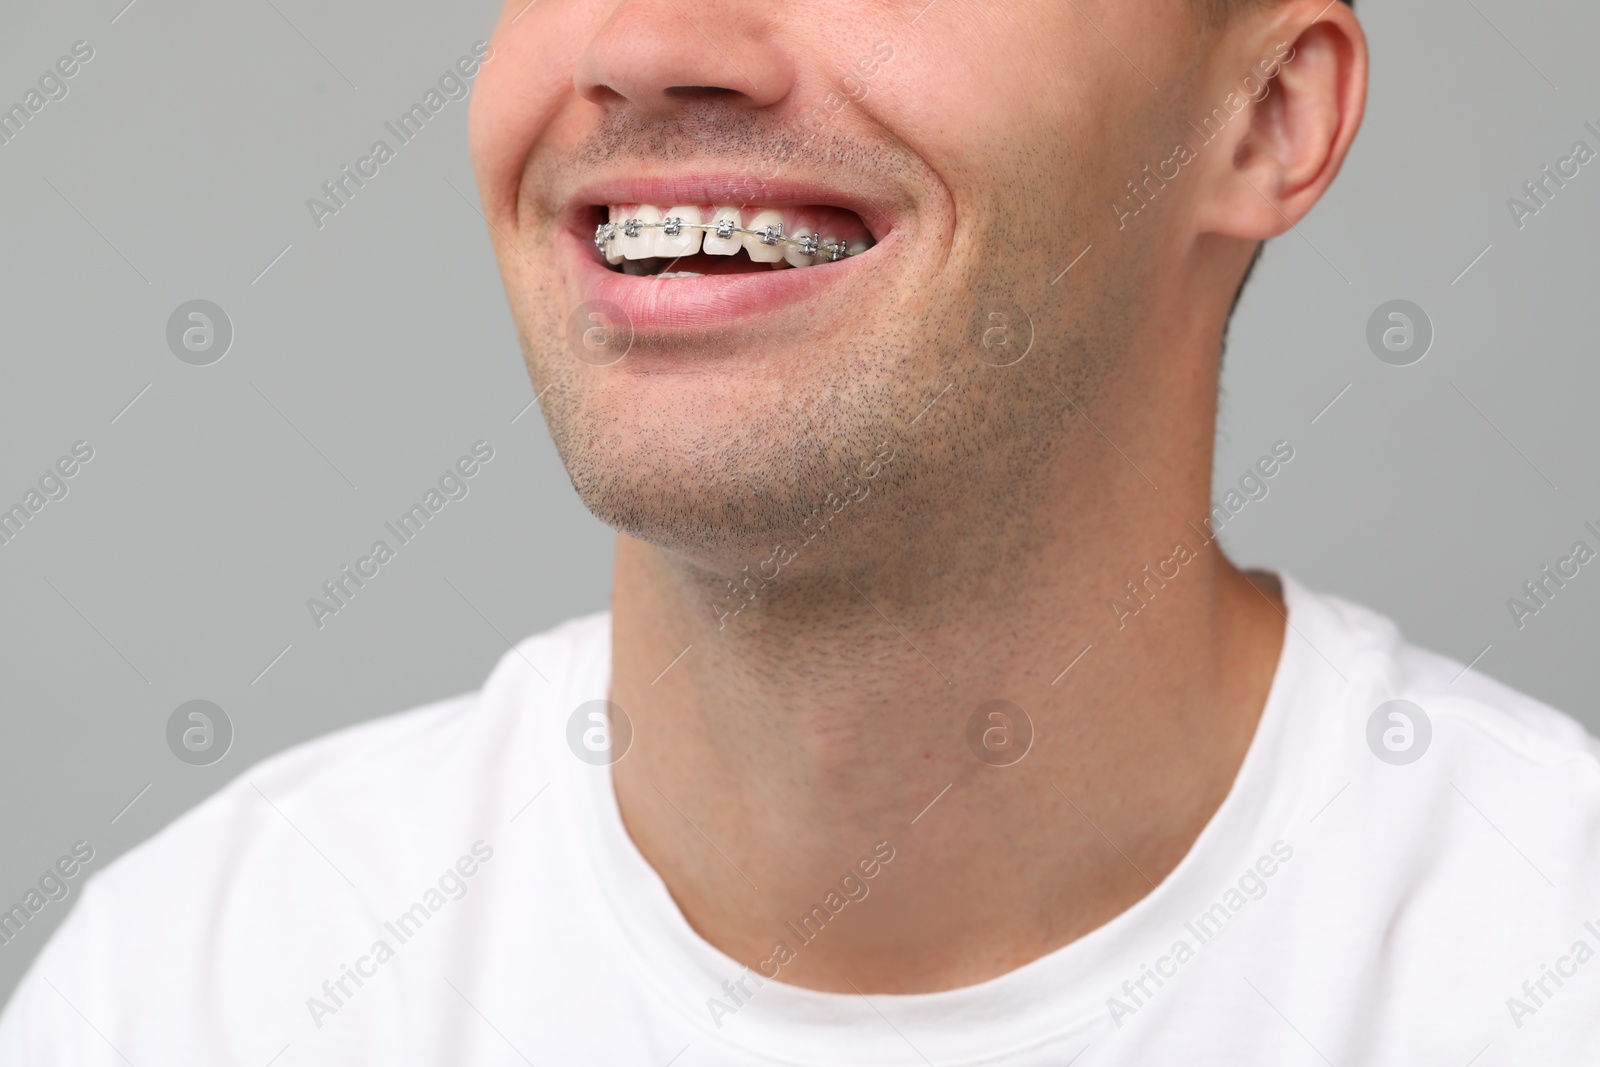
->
<box><xmin>594</xmin><ymin>204</ymin><xmax>871</xmax><ymax>268</ymax></box>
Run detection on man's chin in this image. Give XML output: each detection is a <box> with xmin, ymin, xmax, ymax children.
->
<box><xmin>573</xmin><ymin>468</ymin><xmax>814</xmax><ymax>563</ymax></box>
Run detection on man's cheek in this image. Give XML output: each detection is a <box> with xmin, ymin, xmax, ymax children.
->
<box><xmin>467</xmin><ymin>23</ymin><xmax>573</xmax><ymax>219</ymax></box>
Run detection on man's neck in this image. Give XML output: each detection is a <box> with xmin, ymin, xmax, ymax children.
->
<box><xmin>606</xmin><ymin>452</ymin><xmax>1286</xmax><ymax>994</ymax></box>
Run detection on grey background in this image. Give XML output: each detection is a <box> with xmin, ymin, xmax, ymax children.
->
<box><xmin>0</xmin><ymin>0</ymin><xmax>1594</xmax><ymax>1004</ymax></box>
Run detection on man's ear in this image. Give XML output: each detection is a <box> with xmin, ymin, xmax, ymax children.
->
<box><xmin>1197</xmin><ymin>1</ymin><xmax>1367</xmax><ymax>240</ymax></box>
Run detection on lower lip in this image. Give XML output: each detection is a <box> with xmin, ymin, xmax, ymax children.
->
<box><xmin>567</xmin><ymin>228</ymin><xmax>879</xmax><ymax>332</ymax></box>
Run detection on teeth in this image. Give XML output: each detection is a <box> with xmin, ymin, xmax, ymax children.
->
<box><xmin>703</xmin><ymin>207</ymin><xmax>744</xmax><ymax>256</ymax></box>
<box><xmin>602</xmin><ymin>208</ymin><xmax>625</xmax><ymax>264</ymax></box>
<box><xmin>596</xmin><ymin>204</ymin><xmax>873</xmax><ymax>271</ymax></box>
<box><xmin>620</xmin><ymin>204</ymin><xmax>660</xmax><ymax>260</ymax></box>
<box><xmin>784</xmin><ymin>223</ymin><xmax>816</xmax><ymax>268</ymax></box>
<box><xmin>657</xmin><ymin>205</ymin><xmax>703</xmax><ymax>259</ymax></box>
<box><xmin>743</xmin><ymin>210</ymin><xmax>786</xmax><ymax>263</ymax></box>
<box><xmin>655</xmin><ymin>271</ymin><xmax>704</xmax><ymax>279</ymax></box>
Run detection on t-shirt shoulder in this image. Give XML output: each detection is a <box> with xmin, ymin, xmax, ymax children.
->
<box><xmin>84</xmin><ymin>609</ymin><xmax>609</xmax><ymax>913</ymax></box>
<box><xmin>0</xmin><ymin>611</ymin><xmax>611</xmax><ymax>1064</ymax></box>
<box><xmin>1314</xmin><ymin>583</ymin><xmax>1599</xmax><ymax>770</ymax></box>
<box><xmin>1394</xmin><ymin>638</ymin><xmax>1600</xmax><ymax>766</ymax></box>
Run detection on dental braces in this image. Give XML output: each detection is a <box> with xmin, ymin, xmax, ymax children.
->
<box><xmin>594</xmin><ymin>218</ymin><xmax>860</xmax><ymax>263</ymax></box>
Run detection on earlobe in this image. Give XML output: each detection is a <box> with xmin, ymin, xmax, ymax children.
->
<box><xmin>1199</xmin><ymin>2</ymin><xmax>1367</xmax><ymax>241</ymax></box>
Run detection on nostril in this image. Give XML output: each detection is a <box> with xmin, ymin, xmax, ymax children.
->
<box><xmin>664</xmin><ymin>86</ymin><xmax>740</xmax><ymax>98</ymax></box>
<box><xmin>586</xmin><ymin>84</ymin><xmax>627</xmax><ymax>106</ymax></box>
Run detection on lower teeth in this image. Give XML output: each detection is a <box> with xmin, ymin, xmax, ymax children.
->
<box><xmin>655</xmin><ymin>271</ymin><xmax>703</xmax><ymax>279</ymax></box>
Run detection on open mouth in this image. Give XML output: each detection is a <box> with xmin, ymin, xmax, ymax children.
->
<box><xmin>562</xmin><ymin>180</ymin><xmax>894</xmax><ymax>332</ymax></box>
<box><xmin>590</xmin><ymin>203</ymin><xmax>876</xmax><ymax>278</ymax></box>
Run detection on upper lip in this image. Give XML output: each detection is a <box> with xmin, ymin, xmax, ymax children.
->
<box><xmin>561</xmin><ymin>172</ymin><xmax>895</xmax><ymax>244</ymax></box>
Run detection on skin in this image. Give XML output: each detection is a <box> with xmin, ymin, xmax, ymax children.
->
<box><xmin>470</xmin><ymin>0</ymin><xmax>1366</xmax><ymax>992</ymax></box>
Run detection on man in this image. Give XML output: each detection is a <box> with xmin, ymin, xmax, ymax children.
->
<box><xmin>5</xmin><ymin>0</ymin><xmax>1598</xmax><ymax>1063</ymax></box>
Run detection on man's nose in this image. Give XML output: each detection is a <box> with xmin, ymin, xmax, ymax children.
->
<box><xmin>573</xmin><ymin>0</ymin><xmax>796</xmax><ymax>117</ymax></box>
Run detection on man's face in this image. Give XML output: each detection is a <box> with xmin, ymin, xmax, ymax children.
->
<box><xmin>470</xmin><ymin>0</ymin><xmax>1203</xmax><ymax>569</ymax></box>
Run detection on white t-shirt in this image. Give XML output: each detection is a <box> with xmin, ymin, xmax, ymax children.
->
<box><xmin>3</xmin><ymin>573</ymin><xmax>1599</xmax><ymax>1065</ymax></box>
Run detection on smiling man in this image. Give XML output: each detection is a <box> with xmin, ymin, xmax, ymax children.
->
<box><xmin>6</xmin><ymin>0</ymin><xmax>1600</xmax><ymax>1064</ymax></box>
